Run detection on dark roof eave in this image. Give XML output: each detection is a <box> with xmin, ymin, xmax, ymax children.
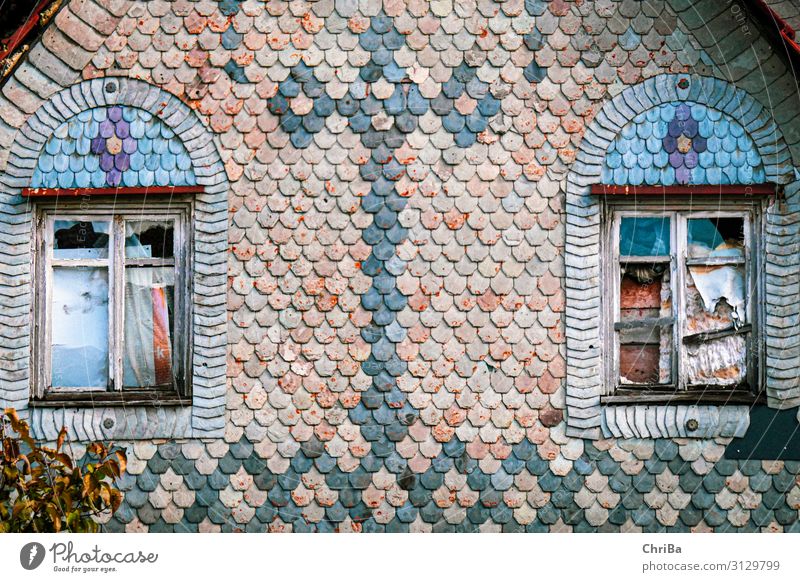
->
<box><xmin>0</xmin><ymin>0</ymin><xmax>63</xmax><ymax>84</ymax></box>
<box><xmin>744</xmin><ymin>0</ymin><xmax>800</xmax><ymax>71</ymax></box>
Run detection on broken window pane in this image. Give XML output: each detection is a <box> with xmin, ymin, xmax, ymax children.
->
<box><xmin>53</xmin><ymin>220</ymin><xmax>110</xmax><ymax>259</ymax></box>
<box><xmin>50</xmin><ymin>267</ymin><xmax>109</xmax><ymax>388</ymax></box>
<box><xmin>125</xmin><ymin>220</ymin><xmax>174</xmax><ymax>259</ymax></box>
<box><xmin>685</xmin><ymin>335</ymin><xmax>746</xmax><ymax>387</ymax></box>
<box><xmin>123</xmin><ymin>267</ymin><xmax>175</xmax><ymax>388</ymax></box>
<box><xmin>618</xmin><ymin>262</ymin><xmax>672</xmax><ymax>385</ymax></box>
<box><xmin>684</xmin><ymin>259</ymin><xmax>747</xmax><ymax>388</ymax></box>
<box><xmin>685</xmin><ymin>265</ymin><xmax>747</xmax><ymax>333</ymax></box>
<box><xmin>687</xmin><ymin>217</ymin><xmax>744</xmax><ymax>259</ymax></box>
<box><xmin>619</xmin><ymin>327</ymin><xmax>673</xmax><ymax>385</ymax></box>
<box><xmin>619</xmin><ymin>216</ymin><xmax>670</xmax><ymax>256</ymax></box>
<box><xmin>612</xmin><ymin>208</ymin><xmax>755</xmax><ymax>394</ymax></box>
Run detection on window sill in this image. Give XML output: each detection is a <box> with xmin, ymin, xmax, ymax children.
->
<box><xmin>31</xmin><ymin>391</ymin><xmax>190</xmax><ymax>408</ymax></box>
<box><xmin>601</xmin><ymin>388</ymin><xmax>764</xmax><ymax>406</ymax></box>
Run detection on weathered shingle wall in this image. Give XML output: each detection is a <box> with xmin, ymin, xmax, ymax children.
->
<box><xmin>2</xmin><ymin>77</ymin><xmax>229</xmax><ymax>440</ymax></box>
<box><xmin>563</xmin><ymin>73</ymin><xmax>798</xmax><ymax>439</ymax></box>
<box><xmin>0</xmin><ymin>0</ymin><xmax>799</xmax><ymax>532</ymax></box>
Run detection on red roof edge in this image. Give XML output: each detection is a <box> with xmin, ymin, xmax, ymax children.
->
<box><xmin>747</xmin><ymin>0</ymin><xmax>800</xmax><ymax>61</ymax></box>
<box><xmin>0</xmin><ymin>0</ymin><xmax>56</xmax><ymax>62</ymax></box>
<box><xmin>21</xmin><ymin>186</ymin><xmax>204</xmax><ymax>198</ymax></box>
<box><xmin>590</xmin><ymin>184</ymin><xmax>778</xmax><ymax>197</ymax></box>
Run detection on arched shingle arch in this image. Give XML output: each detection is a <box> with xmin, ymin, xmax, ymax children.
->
<box><xmin>564</xmin><ymin>73</ymin><xmax>797</xmax><ymax>439</ymax></box>
<box><xmin>0</xmin><ymin>78</ymin><xmax>228</xmax><ymax>439</ymax></box>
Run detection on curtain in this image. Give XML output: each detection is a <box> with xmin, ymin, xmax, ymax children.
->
<box><xmin>123</xmin><ymin>232</ymin><xmax>174</xmax><ymax>388</ymax></box>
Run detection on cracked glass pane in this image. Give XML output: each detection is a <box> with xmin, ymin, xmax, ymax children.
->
<box><xmin>125</xmin><ymin>220</ymin><xmax>174</xmax><ymax>259</ymax></box>
<box><xmin>53</xmin><ymin>220</ymin><xmax>109</xmax><ymax>259</ymax></box>
<box><xmin>685</xmin><ymin>266</ymin><xmax>746</xmax><ymax>332</ymax></box>
<box><xmin>684</xmin><ymin>216</ymin><xmax>748</xmax><ymax>388</ymax></box>
<box><xmin>685</xmin><ymin>335</ymin><xmax>747</xmax><ymax>387</ymax></box>
<box><xmin>687</xmin><ymin>217</ymin><xmax>744</xmax><ymax>259</ymax></box>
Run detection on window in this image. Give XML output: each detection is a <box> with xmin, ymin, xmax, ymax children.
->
<box><xmin>32</xmin><ymin>199</ymin><xmax>191</xmax><ymax>404</ymax></box>
<box><xmin>602</xmin><ymin>197</ymin><xmax>764</xmax><ymax>404</ymax></box>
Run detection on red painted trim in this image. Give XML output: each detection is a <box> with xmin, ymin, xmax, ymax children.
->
<box><xmin>21</xmin><ymin>186</ymin><xmax>203</xmax><ymax>198</ymax></box>
<box><xmin>0</xmin><ymin>0</ymin><xmax>54</xmax><ymax>62</ymax></box>
<box><xmin>748</xmin><ymin>0</ymin><xmax>800</xmax><ymax>61</ymax></box>
<box><xmin>752</xmin><ymin>0</ymin><xmax>795</xmax><ymax>38</ymax></box>
<box><xmin>591</xmin><ymin>184</ymin><xmax>777</xmax><ymax>197</ymax></box>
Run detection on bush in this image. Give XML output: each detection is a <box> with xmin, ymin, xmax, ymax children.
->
<box><xmin>0</xmin><ymin>408</ymin><xmax>126</xmax><ymax>532</ymax></box>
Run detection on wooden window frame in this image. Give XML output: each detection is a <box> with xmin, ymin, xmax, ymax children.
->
<box><xmin>30</xmin><ymin>196</ymin><xmax>193</xmax><ymax>407</ymax></box>
<box><xmin>600</xmin><ymin>194</ymin><xmax>766</xmax><ymax>406</ymax></box>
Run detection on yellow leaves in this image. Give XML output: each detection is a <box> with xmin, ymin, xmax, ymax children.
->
<box><xmin>11</xmin><ymin>499</ymin><xmax>35</xmax><ymax>527</ymax></box>
<box><xmin>17</xmin><ymin>453</ymin><xmax>31</xmax><ymax>475</ymax></box>
<box><xmin>53</xmin><ymin>452</ymin><xmax>73</xmax><ymax>470</ymax></box>
<box><xmin>66</xmin><ymin>510</ymin><xmax>81</xmax><ymax>531</ymax></box>
<box><xmin>87</xmin><ymin>442</ymin><xmax>105</xmax><ymax>457</ymax></box>
<box><xmin>99</xmin><ymin>483</ymin><xmax>111</xmax><ymax>506</ymax></box>
<box><xmin>56</xmin><ymin>427</ymin><xmax>67</xmax><ymax>452</ymax></box>
<box><xmin>1</xmin><ymin>408</ymin><xmax>127</xmax><ymax>533</ymax></box>
<box><xmin>115</xmin><ymin>450</ymin><xmax>126</xmax><ymax>469</ymax></box>
<box><xmin>109</xmin><ymin>489</ymin><xmax>122</xmax><ymax>513</ymax></box>
<box><xmin>4</xmin><ymin>407</ymin><xmax>19</xmax><ymax>426</ymax></box>
<box><xmin>3</xmin><ymin>407</ymin><xmax>34</xmax><ymax>450</ymax></box>
<box><xmin>82</xmin><ymin>473</ymin><xmax>95</xmax><ymax>496</ymax></box>
<box><xmin>60</xmin><ymin>490</ymin><xmax>73</xmax><ymax>511</ymax></box>
<box><xmin>45</xmin><ymin>503</ymin><xmax>62</xmax><ymax>532</ymax></box>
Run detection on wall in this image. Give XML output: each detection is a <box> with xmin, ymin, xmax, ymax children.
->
<box><xmin>0</xmin><ymin>0</ymin><xmax>799</xmax><ymax>532</ymax></box>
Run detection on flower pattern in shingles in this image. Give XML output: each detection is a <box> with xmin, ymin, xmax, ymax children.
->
<box><xmin>32</xmin><ymin>106</ymin><xmax>197</xmax><ymax>189</ymax></box>
<box><xmin>602</xmin><ymin>102</ymin><xmax>766</xmax><ymax>186</ymax></box>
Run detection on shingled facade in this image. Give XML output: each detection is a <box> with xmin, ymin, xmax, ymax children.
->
<box><xmin>2</xmin><ymin>0</ymin><xmax>800</xmax><ymax>532</ymax></box>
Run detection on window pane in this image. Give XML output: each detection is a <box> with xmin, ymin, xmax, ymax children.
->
<box><xmin>123</xmin><ymin>267</ymin><xmax>175</xmax><ymax>388</ymax></box>
<box><xmin>684</xmin><ymin>263</ymin><xmax>747</xmax><ymax>388</ymax></box>
<box><xmin>687</xmin><ymin>217</ymin><xmax>744</xmax><ymax>259</ymax></box>
<box><xmin>125</xmin><ymin>220</ymin><xmax>174</xmax><ymax>259</ymax></box>
<box><xmin>50</xmin><ymin>267</ymin><xmax>109</xmax><ymax>388</ymax></box>
<box><xmin>53</xmin><ymin>220</ymin><xmax>110</xmax><ymax>259</ymax></box>
<box><xmin>619</xmin><ymin>327</ymin><xmax>673</xmax><ymax>385</ymax></box>
<box><xmin>618</xmin><ymin>263</ymin><xmax>673</xmax><ymax>384</ymax></box>
<box><xmin>685</xmin><ymin>335</ymin><xmax>746</xmax><ymax>387</ymax></box>
<box><xmin>685</xmin><ymin>265</ymin><xmax>746</xmax><ymax>331</ymax></box>
<box><xmin>619</xmin><ymin>216</ymin><xmax>670</xmax><ymax>256</ymax></box>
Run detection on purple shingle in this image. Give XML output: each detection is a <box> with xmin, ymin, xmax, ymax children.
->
<box><xmin>100</xmin><ymin>151</ymin><xmax>115</xmax><ymax>172</ymax></box>
<box><xmin>107</xmin><ymin>168</ymin><xmax>122</xmax><ymax>186</ymax></box>
<box><xmin>99</xmin><ymin>119</ymin><xmax>115</xmax><ymax>139</ymax></box>
<box><xmin>116</xmin><ymin>120</ymin><xmax>130</xmax><ymax>139</ymax></box>
<box><xmin>115</xmin><ymin>152</ymin><xmax>130</xmax><ymax>172</ymax></box>
<box><xmin>91</xmin><ymin>136</ymin><xmax>106</xmax><ymax>154</ymax></box>
<box><xmin>693</xmin><ymin>136</ymin><xmax>707</xmax><ymax>152</ymax></box>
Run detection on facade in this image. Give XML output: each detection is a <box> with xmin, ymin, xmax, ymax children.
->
<box><xmin>1</xmin><ymin>0</ymin><xmax>800</xmax><ymax>532</ymax></box>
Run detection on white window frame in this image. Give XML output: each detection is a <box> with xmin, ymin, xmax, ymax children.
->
<box><xmin>601</xmin><ymin>196</ymin><xmax>765</xmax><ymax>404</ymax></box>
<box><xmin>31</xmin><ymin>198</ymin><xmax>192</xmax><ymax>403</ymax></box>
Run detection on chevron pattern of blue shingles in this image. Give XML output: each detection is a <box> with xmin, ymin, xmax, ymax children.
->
<box><xmin>602</xmin><ymin>102</ymin><xmax>766</xmax><ymax>186</ymax></box>
<box><xmin>31</xmin><ymin>106</ymin><xmax>197</xmax><ymax>189</ymax></box>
